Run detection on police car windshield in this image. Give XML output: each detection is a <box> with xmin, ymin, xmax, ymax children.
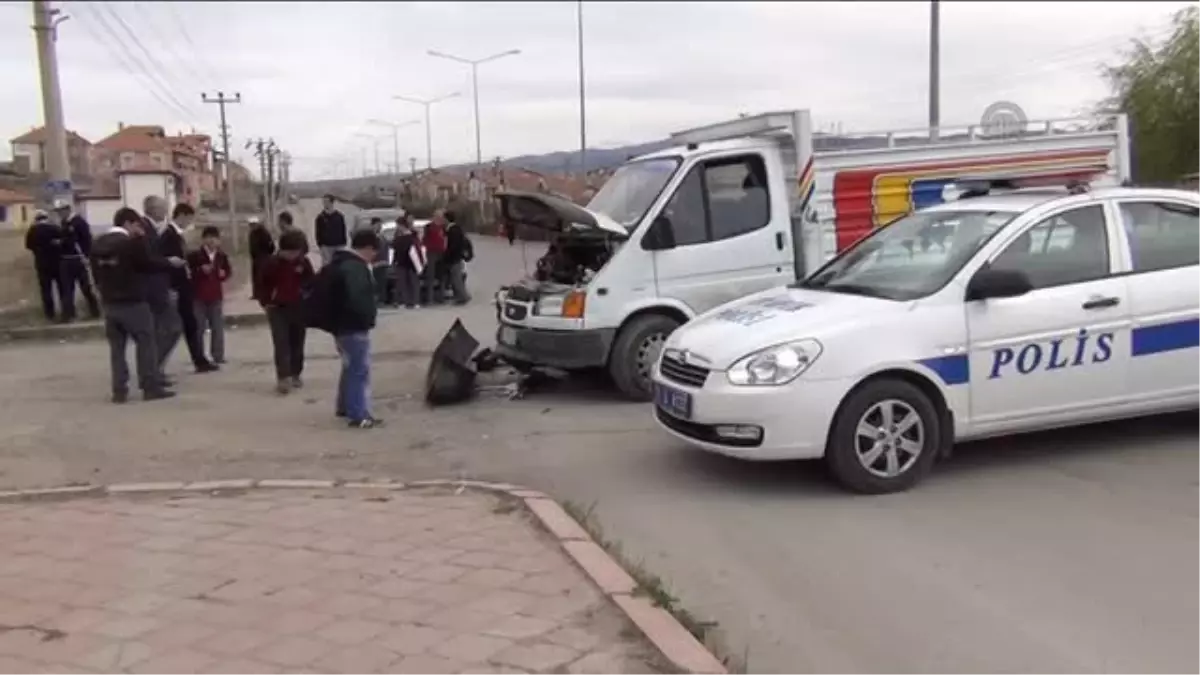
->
<box><xmin>799</xmin><ymin>208</ymin><xmax>1019</xmax><ymax>300</ymax></box>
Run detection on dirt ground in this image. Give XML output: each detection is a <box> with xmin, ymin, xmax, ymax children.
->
<box><xmin>0</xmin><ymin>304</ymin><xmax>640</xmax><ymax>491</ymax></box>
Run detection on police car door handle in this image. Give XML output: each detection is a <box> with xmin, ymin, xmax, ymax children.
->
<box><xmin>1081</xmin><ymin>296</ymin><xmax>1120</xmax><ymax>310</ymax></box>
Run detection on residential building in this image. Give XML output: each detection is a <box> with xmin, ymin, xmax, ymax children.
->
<box><xmin>0</xmin><ymin>188</ymin><xmax>36</xmax><ymax>230</ymax></box>
<box><xmin>91</xmin><ymin>124</ymin><xmax>212</xmax><ymax>205</ymax></box>
<box><xmin>8</xmin><ymin>127</ymin><xmax>93</xmax><ymax>176</ymax></box>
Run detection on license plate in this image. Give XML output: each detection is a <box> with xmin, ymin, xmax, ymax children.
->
<box><xmin>498</xmin><ymin>326</ymin><xmax>517</xmax><ymax>346</ymax></box>
<box><xmin>654</xmin><ymin>382</ymin><xmax>692</xmax><ymax>420</ymax></box>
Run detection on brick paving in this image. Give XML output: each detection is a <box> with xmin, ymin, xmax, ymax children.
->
<box><xmin>0</xmin><ymin>488</ymin><xmax>665</xmax><ymax>674</ymax></box>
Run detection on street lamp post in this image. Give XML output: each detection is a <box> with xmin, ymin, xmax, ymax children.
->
<box><xmin>393</xmin><ymin>92</ymin><xmax>461</xmax><ymax>171</ymax></box>
<box><xmin>366</xmin><ymin>119</ymin><xmax>420</xmax><ymax>175</ymax></box>
<box><xmin>353</xmin><ymin>132</ymin><xmax>384</xmax><ymax>175</ymax></box>
<box><xmin>427</xmin><ymin>48</ymin><xmax>521</xmax><ymax>168</ymax></box>
<box><xmin>577</xmin><ymin>0</ymin><xmax>587</xmax><ymax>177</ymax></box>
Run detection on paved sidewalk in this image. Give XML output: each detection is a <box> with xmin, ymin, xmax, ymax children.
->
<box><xmin>0</xmin><ymin>488</ymin><xmax>665</xmax><ymax>674</ymax></box>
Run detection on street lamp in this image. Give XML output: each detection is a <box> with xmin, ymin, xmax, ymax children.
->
<box><xmin>353</xmin><ymin>132</ymin><xmax>384</xmax><ymax>175</ymax></box>
<box><xmin>427</xmin><ymin>48</ymin><xmax>521</xmax><ymax>168</ymax></box>
<box><xmin>366</xmin><ymin>118</ymin><xmax>420</xmax><ymax>175</ymax></box>
<box><xmin>393</xmin><ymin>91</ymin><xmax>461</xmax><ymax>171</ymax></box>
<box><xmin>577</xmin><ymin>0</ymin><xmax>587</xmax><ymax>177</ymax></box>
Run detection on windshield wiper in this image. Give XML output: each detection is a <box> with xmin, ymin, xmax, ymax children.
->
<box><xmin>815</xmin><ymin>283</ymin><xmax>892</xmax><ymax>299</ymax></box>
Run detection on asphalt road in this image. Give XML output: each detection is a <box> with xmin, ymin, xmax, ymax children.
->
<box><xmin>383</xmin><ymin>235</ymin><xmax>1199</xmax><ymax>673</ymax></box>
<box><xmin>6</xmin><ymin>224</ymin><xmax>1194</xmax><ymax>673</ymax></box>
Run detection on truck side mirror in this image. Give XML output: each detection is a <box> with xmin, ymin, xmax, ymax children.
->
<box><xmin>642</xmin><ymin>215</ymin><xmax>677</xmax><ymax>251</ymax></box>
<box><xmin>966</xmin><ymin>266</ymin><xmax>1033</xmax><ymax>302</ymax></box>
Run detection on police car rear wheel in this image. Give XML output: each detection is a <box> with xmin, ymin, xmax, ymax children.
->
<box><xmin>826</xmin><ymin>379</ymin><xmax>941</xmax><ymax>494</ymax></box>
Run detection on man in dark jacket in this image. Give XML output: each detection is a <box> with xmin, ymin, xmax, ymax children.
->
<box><xmin>90</xmin><ymin>207</ymin><xmax>180</xmax><ymax>403</ymax></box>
<box><xmin>24</xmin><ymin>210</ymin><xmax>62</xmax><ymax>321</ymax></box>
<box><xmin>248</xmin><ymin>215</ymin><xmax>275</xmax><ymax>301</ymax></box>
<box><xmin>391</xmin><ymin>215</ymin><xmax>423</xmax><ymax>309</ymax></box>
<box><xmin>161</xmin><ymin>203</ymin><xmax>218</xmax><ymax>373</ymax></box>
<box><xmin>314</xmin><ymin>194</ymin><xmax>347</xmax><ymax>267</ymax></box>
<box><xmin>141</xmin><ymin>195</ymin><xmax>182</xmax><ymax>388</ymax></box>
<box><xmin>53</xmin><ymin>199</ymin><xmax>101</xmax><ymax>322</ymax></box>
<box><xmin>330</xmin><ymin>230</ymin><xmax>382</xmax><ymax>429</ymax></box>
<box><xmin>441</xmin><ymin>210</ymin><xmax>472</xmax><ymax>305</ymax></box>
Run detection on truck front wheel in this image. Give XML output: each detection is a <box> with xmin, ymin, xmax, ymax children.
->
<box><xmin>608</xmin><ymin>314</ymin><xmax>681</xmax><ymax>402</ymax></box>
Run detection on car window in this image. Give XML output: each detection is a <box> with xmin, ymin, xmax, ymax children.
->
<box><xmin>656</xmin><ymin>153</ymin><xmax>770</xmax><ymax>248</ymax></box>
<box><xmin>1118</xmin><ymin>201</ymin><xmax>1199</xmax><ymax>272</ymax></box>
<box><xmin>991</xmin><ymin>204</ymin><xmax>1110</xmax><ymax>289</ymax></box>
<box><xmin>660</xmin><ymin>167</ymin><xmax>707</xmax><ymax>246</ymax></box>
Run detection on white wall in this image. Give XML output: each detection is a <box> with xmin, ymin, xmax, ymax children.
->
<box><xmin>120</xmin><ymin>173</ymin><xmax>176</xmax><ymax>215</ymax></box>
<box><xmin>81</xmin><ymin>198</ymin><xmax>121</xmax><ymax>234</ymax></box>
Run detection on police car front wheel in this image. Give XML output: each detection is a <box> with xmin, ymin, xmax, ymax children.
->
<box><xmin>826</xmin><ymin>379</ymin><xmax>941</xmax><ymax>494</ymax></box>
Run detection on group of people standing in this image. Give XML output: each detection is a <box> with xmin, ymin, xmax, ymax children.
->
<box><xmin>24</xmin><ymin>199</ymin><xmax>102</xmax><ymax>323</ymax></box>
<box><xmin>87</xmin><ymin>196</ymin><xmax>229</xmax><ymax>403</ymax></box>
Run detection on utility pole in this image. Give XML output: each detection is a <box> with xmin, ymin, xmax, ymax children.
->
<box><xmin>393</xmin><ymin>92</ymin><xmax>460</xmax><ymax>171</ymax></box>
<box><xmin>264</xmin><ymin>139</ymin><xmax>278</xmax><ymax>228</ymax></box>
<box><xmin>409</xmin><ymin>157</ymin><xmax>417</xmax><ymax>175</ymax></box>
<box><xmin>928</xmin><ymin>0</ymin><xmax>940</xmax><ymax>142</ymax></box>
<box><xmin>366</xmin><ymin>119</ymin><xmax>418</xmax><ymax>176</ymax></box>
<box><xmin>202</xmin><ymin>91</ymin><xmax>241</xmax><ymax>250</ymax></box>
<box><xmin>279</xmin><ymin>152</ymin><xmax>291</xmax><ymax>212</ymax></box>
<box><xmin>576</xmin><ymin>0</ymin><xmax>587</xmax><ymax>178</ymax></box>
<box><xmin>427</xmin><ymin>48</ymin><xmax>521</xmax><ymax>169</ymax></box>
<box><xmin>32</xmin><ymin>0</ymin><xmax>71</xmax><ymax>207</ymax></box>
<box><xmin>247</xmin><ymin>138</ymin><xmax>267</xmax><ymax>225</ymax></box>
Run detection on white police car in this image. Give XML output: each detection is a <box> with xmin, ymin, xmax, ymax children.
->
<box><xmin>651</xmin><ymin>184</ymin><xmax>1199</xmax><ymax>493</ymax></box>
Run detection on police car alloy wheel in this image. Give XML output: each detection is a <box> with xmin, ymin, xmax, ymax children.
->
<box><xmin>825</xmin><ymin>379</ymin><xmax>942</xmax><ymax>494</ymax></box>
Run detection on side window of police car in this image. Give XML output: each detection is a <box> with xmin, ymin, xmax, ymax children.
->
<box><xmin>1118</xmin><ymin>201</ymin><xmax>1199</xmax><ymax>272</ymax></box>
<box><xmin>659</xmin><ymin>154</ymin><xmax>770</xmax><ymax>247</ymax></box>
<box><xmin>989</xmin><ymin>204</ymin><xmax>1110</xmax><ymax>289</ymax></box>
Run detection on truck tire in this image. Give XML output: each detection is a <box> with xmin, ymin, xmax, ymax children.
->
<box><xmin>608</xmin><ymin>314</ymin><xmax>680</xmax><ymax>402</ymax></box>
<box><xmin>825</xmin><ymin>378</ymin><xmax>941</xmax><ymax>494</ymax></box>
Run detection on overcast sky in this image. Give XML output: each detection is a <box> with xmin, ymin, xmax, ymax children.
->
<box><xmin>0</xmin><ymin>1</ymin><xmax>1188</xmax><ymax>180</ymax></box>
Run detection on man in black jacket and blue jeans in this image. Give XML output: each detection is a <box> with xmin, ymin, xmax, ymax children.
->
<box><xmin>330</xmin><ymin>230</ymin><xmax>383</xmax><ymax>429</ymax></box>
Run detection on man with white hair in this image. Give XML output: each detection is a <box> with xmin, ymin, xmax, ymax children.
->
<box><xmin>141</xmin><ymin>195</ymin><xmax>184</xmax><ymax>387</ymax></box>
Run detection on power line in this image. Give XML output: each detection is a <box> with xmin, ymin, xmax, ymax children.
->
<box><xmin>159</xmin><ymin>2</ymin><xmax>222</xmax><ymax>87</ymax></box>
<box><xmin>92</xmin><ymin>3</ymin><xmax>199</xmax><ymax>122</ymax></box>
<box><xmin>127</xmin><ymin>0</ymin><xmax>213</xmax><ymax>94</ymax></box>
<box><xmin>70</xmin><ymin>5</ymin><xmax>187</xmax><ymax>121</ymax></box>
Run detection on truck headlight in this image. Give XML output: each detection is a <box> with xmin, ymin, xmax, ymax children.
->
<box><xmin>726</xmin><ymin>339</ymin><xmax>822</xmax><ymax>386</ymax></box>
<box><xmin>535</xmin><ymin>290</ymin><xmax>586</xmax><ymax>318</ymax></box>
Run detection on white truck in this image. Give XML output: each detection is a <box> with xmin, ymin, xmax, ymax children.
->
<box><xmin>493</xmin><ymin>110</ymin><xmax>1132</xmax><ymax>400</ymax></box>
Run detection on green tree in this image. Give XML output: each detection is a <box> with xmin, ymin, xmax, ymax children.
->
<box><xmin>1102</xmin><ymin>6</ymin><xmax>1198</xmax><ymax>184</ymax></box>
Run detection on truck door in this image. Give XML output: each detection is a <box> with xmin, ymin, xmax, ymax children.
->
<box><xmin>648</xmin><ymin>152</ymin><xmax>793</xmax><ymax>313</ymax></box>
<box><xmin>966</xmin><ymin>203</ymin><xmax>1132</xmax><ymax>431</ymax></box>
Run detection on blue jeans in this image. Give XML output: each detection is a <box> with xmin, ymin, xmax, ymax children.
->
<box><xmin>335</xmin><ymin>332</ymin><xmax>371</xmax><ymax>421</ymax></box>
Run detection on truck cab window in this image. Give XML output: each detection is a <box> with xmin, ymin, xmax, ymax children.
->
<box><xmin>656</xmin><ymin>153</ymin><xmax>770</xmax><ymax>248</ymax></box>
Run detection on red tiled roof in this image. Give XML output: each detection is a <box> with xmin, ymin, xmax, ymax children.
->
<box><xmin>9</xmin><ymin>126</ymin><xmax>91</xmax><ymax>146</ymax></box>
<box><xmin>95</xmin><ymin>125</ymin><xmax>169</xmax><ymax>152</ymax></box>
<box><xmin>0</xmin><ymin>187</ymin><xmax>34</xmax><ymax>204</ymax></box>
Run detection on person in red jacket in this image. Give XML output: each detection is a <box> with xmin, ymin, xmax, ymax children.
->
<box><xmin>185</xmin><ymin>226</ymin><xmax>233</xmax><ymax>365</ymax></box>
<box><xmin>421</xmin><ymin>211</ymin><xmax>448</xmax><ymax>304</ymax></box>
<box><xmin>256</xmin><ymin>230</ymin><xmax>315</xmax><ymax>395</ymax></box>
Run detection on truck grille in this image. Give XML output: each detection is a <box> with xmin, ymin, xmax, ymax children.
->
<box><xmin>660</xmin><ymin>354</ymin><xmax>710</xmax><ymax>388</ymax></box>
<box><xmin>507</xmin><ymin>286</ymin><xmax>536</xmax><ymax>302</ymax></box>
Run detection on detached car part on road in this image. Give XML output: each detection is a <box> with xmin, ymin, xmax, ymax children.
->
<box><xmin>491</xmin><ymin>109</ymin><xmax>1135</xmax><ymax>402</ymax></box>
<box><xmin>652</xmin><ymin>182</ymin><xmax>1199</xmax><ymax>493</ymax></box>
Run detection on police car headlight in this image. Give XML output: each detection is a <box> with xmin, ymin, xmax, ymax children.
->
<box><xmin>726</xmin><ymin>339</ymin><xmax>822</xmax><ymax>386</ymax></box>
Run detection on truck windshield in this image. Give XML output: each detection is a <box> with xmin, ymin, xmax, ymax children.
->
<box><xmin>586</xmin><ymin>157</ymin><xmax>680</xmax><ymax>228</ymax></box>
<box><xmin>797</xmin><ymin>208</ymin><xmax>1020</xmax><ymax>301</ymax></box>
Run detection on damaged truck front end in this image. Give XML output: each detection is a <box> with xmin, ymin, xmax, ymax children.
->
<box><xmin>492</xmin><ymin>190</ymin><xmax>626</xmax><ymax>373</ymax></box>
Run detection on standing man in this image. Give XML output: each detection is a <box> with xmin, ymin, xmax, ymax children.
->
<box><xmin>421</xmin><ymin>210</ymin><xmax>448</xmax><ymax>305</ymax></box>
<box><xmin>257</xmin><ymin>230</ymin><xmax>315</xmax><ymax>395</ymax></box>
<box><xmin>53</xmin><ymin>198</ymin><xmax>101</xmax><ymax>322</ymax></box>
<box><xmin>391</xmin><ymin>215</ymin><xmax>423</xmax><ymax>309</ymax></box>
<box><xmin>329</xmin><ymin>230</ymin><xmax>383</xmax><ymax>429</ymax></box>
<box><xmin>314</xmin><ymin>194</ymin><xmax>347</xmax><ymax>267</ymax></box>
<box><xmin>24</xmin><ymin>210</ymin><xmax>62</xmax><ymax>322</ymax></box>
<box><xmin>161</xmin><ymin>203</ymin><xmax>218</xmax><ymax>373</ymax></box>
<box><xmin>442</xmin><ymin>210</ymin><xmax>472</xmax><ymax>305</ymax></box>
<box><xmin>141</xmin><ymin>195</ymin><xmax>184</xmax><ymax>388</ymax></box>
<box><xmin>248</xmin><ymin>216</ymin><xmax>275</xmax><ymax>302</ymax></box>
<box><xmin>90</xmin><ymin>207</ymin><xmax>178</xmax><ymax>403</ymax></box>
<box><xmin>277</xmin><ymin>211</ymin><xmax>309</xmax><ymax>254</ymax></box>
<box><xmin>187</xmin><ymin>226</ymin><xmax>232</xmax><ymax>366</ymax></box>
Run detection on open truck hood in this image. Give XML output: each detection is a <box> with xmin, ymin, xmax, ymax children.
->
<box><xmin>497</xmin><ymin>190</ymin><xmax>628</xmax><ymax>238</ymax></box>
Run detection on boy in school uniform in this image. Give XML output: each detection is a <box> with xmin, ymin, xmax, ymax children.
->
<box><xmin>256</xmin><ymin>230</ymin><xmax>315</xmax><ymax>394</ymax></box>
<box><xmin>186</xmin><ymin>226</ymin><xmax>233</xmax><ymax>365</ymax></box>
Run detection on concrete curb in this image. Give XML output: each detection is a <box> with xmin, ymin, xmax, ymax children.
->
<box><xmin>0</xmin><ymin>311</ymin><xmax>269</xmax><ymax>344</ymax></box>
<box><xmin>0</xmin><ymin>477</ymin><xmax>728</xmax><ymax>675</ymax></box>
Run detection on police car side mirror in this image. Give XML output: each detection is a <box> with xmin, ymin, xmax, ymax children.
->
<box><xmin>642</xmin><ymin>215</ymin><xmax>677</xmax><ymax>251</ymax></box>
<box><xmin>966</xmin><ymin>267</ymin><xmax>1033</xmax><ymax>302</ymax></box>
